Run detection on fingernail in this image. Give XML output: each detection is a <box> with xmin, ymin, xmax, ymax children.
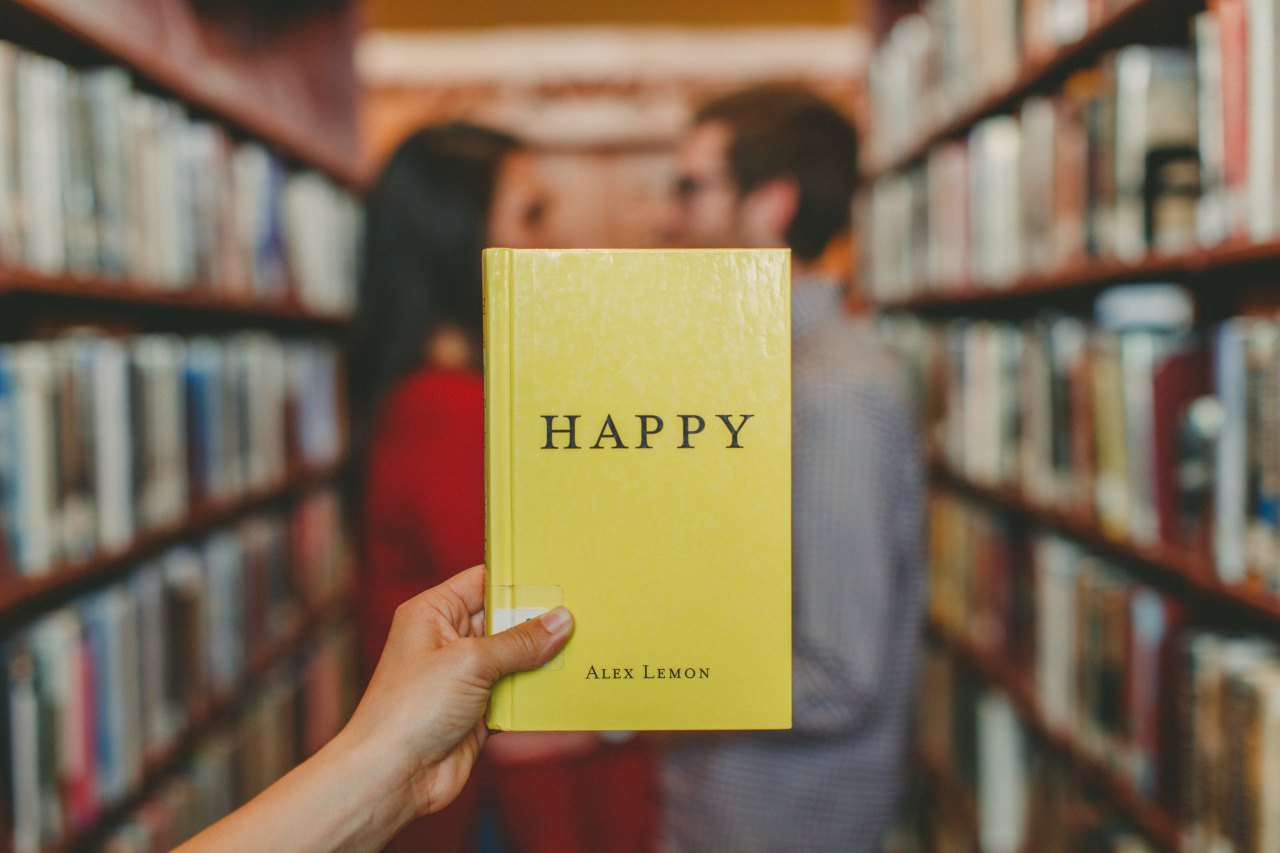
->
<box><xmin>541</xmin><ymin>606</ymin><xmax>573</xmax><ymax>635</ymax></box>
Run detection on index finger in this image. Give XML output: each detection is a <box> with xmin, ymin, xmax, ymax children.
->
<box><xmin>437</xmin><ymin>564</ymin><xmax>487</xmax><ymax>616</ymax></box>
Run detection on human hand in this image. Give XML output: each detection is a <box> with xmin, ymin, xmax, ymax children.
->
<box><xmin>174</xmin><ymin>566</ymin><xmax>572</xmax><ymax>853</ymax></box>
<box><xmin>338</xmin><ymin>564</ymin><xmax>573</xmax><ymax>820</ymax></box>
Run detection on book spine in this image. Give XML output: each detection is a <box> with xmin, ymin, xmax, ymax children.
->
<box><xmin>1196</xmin><ymin>11</ymin><xmax>1229</xmax><ymax>247</ymax></box>
<box><xmin>8</xmin><ymin>643</ymin><xmax>37</xmax><ymax>853</ymax></box>
<box><xmin>12</xmin><ymin>344</ymin><xmax>55</xmax><ymax>576</ymax></box>
<box><xmin>0</xmin><ymin>43</ymin><xmax>19</xmax><ymax>267</ymax></box>
<box><xmin>1217</xmin><ymin>321</ymin><xmax>1250</xmax><ymax>584</ymax></box>
<box><xmin>1220</xmin><ymin>0</ymin><xmax>1251</xmax><ymax>240</ymax></box>
<box><xmin>0</xmin><ymin>347</ymin><xmax>18</xmax><ymax>578</ymax></box>
<box><xmin>1247</xmin><ymin>0</ymin><xmax>1277</xmax><ymax>240</ymax></box>
<box><xmin>1119</xmin><ymin>332</ymin><xmax>1158</xmax><ymax>546</ymax></box>
<box><xmin>976</xmin><ymin>691</ymin><xmax>1027</xmax><ymax>853</ymax></box>
<box><xmin>482</xmin><ymin>248</ymin><xmax>515</xmax><ymax>731</ymax></box>
<box><xmin>1112</xmin><ymin>46</ymin><xmax>1153</xmax><ymax>262</ymax></box>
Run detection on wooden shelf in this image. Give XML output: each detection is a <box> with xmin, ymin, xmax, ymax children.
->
<box><xmin>0</xmin><ymin>460</ymin><xmax>344</xmax><ymax>627</ymax></box>
<box><xmin>0</xmin><ymin>269</ymin><xmax>353</xmax><ymax>329</ymax></box>
<box><xmin>876</xmin><ymin>253</ymin><xmax>1194</xmax><ymax>312</ymax></box>
<box><xmin>54</xmin><ymin>595</ymin><xmax>351</xmax><ymax>853</ymax></box>
<box><xmin>863</xmin><ymin>0</ymin><xmax>1187</xmax><ymax>181</ymax></box>
<box><xmin>875</xmin><ymin>236</ymin><xmax>1280</xmax><ymax>313</ymax></box>
<box><xmin>5</xmin><ymin>0</ymin><xmax>362</xmax><ymax>189</ymax></box>
<box><xmin>927</xmin><ymin>620</ymin><xmax>1182</xmax><ymax>851</ymax></box>
<box><xmin>929</xmin><ymin>460</ymin><xmax>1280</xmax><ymax>632</ymax></box>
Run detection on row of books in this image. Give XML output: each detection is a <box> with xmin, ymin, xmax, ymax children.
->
<box><xmin>99</xmin><ymin>625</ymin><xmax>357</xmax><ymax>853</ymax></box>
<box><xmin>865</xmin><ymin>42</ymin><xmax>1199</xmax><ymax>300</ymax></box>
<box><xmin>866</xmin><ymin>0</ymin><xmax>1138</xmax><ymax>169</ymax></box>
<box><xmin>1</xmin><ymin>489</ymin><xmax>351</xmax><ymax>852</ymax></box>
<box><xmin>0</xmin><ymin>42</ymin><xmax>361</xmax><ymax>315</ymax></box>
<box><xmin>930</xmin><ymin>492</ymin><xmax>1179</xmax><ymax>803</ymax></box>
<box><xmin>0</xmin><ymin>331</ymin><xmax>345</xmax><ymax>578</ymax></box>
<box><xmin>913</xmin><ymin>645</ymin><xmax>1157</xmax><ymax>853</ymax></box>
<box><xmin>883</xmin><ymin>286</ymin><xmax>1280</xmax><ymax>590</ymax></box>
<box><xmin>1194</xmin><ymin>2</ymin><xmax>1280</xmax><ymax>247</ymax></box>
<box><xmin>930</xmin><ymin>490</ymin><xmax>1280</xmax><ymax>850</ymax></box>
<box><xmin>1179</xmin><ymin>630</ymin><xmax>1280</xmax><ymax>853</ymax></box>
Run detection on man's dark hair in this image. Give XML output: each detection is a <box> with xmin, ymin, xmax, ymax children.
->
<box><xmin>695</xmin><ymin>84</ymin><xmax>858</xmax><ymax>262</ymax></box>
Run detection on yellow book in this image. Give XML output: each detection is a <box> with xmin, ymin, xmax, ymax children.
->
<box><xmin>483</xmin><ymin>248</ymin><xmax>792</xmax><ymax>731</ymax></box>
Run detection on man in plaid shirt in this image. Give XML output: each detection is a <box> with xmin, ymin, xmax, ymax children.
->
<box><xmin>662</xmin><ymin>84</ymin><xmax>925</xmax><ymax>853</ymax></box>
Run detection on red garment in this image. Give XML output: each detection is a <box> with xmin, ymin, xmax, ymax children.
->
<box><xmin>358</xmin><ymin>368</ymin><xmax>657</xmax><ymax>853</ymax></box>
<box><xmin>359</xmin><ymin>369</ymin><xmax>487</xmax><ymax>670</ymax></box>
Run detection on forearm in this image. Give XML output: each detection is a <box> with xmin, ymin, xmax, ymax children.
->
<box><xmin>172</xmin><ymin>567</ymin><xmax>573</xmax><ymax>852</ymax></box>
<box><xmin>175</xmin><ymin>726</ymin><xmax>415</xmax><ymax>853</ymax></box>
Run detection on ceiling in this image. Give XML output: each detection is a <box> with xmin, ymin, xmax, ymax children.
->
<box><xmin>365</xmin><ymin>0</ymin><xmax>864</xmax><ymax>29</ymax></box>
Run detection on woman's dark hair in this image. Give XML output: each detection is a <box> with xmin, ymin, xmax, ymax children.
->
<box><xmin>347</xmin><ymin>122</ymin><xmax>521</xmax><ymax>503</ymax></box>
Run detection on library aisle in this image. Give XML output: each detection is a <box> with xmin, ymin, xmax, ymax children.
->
<box><xmin>8</xmin><ymin>0</ymin><xmax>1280</xmax><ymax>850</ymax></box>
<box><xmin>0</xmin><ymin>0</ymin><xmax>361</xmax><ymax>850</ymax></box>
<box><xmin>869</xmin><ymin>0</ymin><xmax>1280</xmax><ymax>850</ymax></box>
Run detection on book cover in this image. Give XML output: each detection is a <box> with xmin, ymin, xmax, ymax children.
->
<box><xmin>483</xmin><ymin>248</ymin><xmax>792</xmax><ymax>731</ymax></box>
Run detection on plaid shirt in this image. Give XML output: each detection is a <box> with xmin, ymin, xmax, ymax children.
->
<box><xmin>663</xmin><ymin>278</ymin><xmax>926</xmax><ymax>853</ymax></box>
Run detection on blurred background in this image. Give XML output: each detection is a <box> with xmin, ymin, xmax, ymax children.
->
<box><xmin>13</xmin><ymin>0</ymin><xmax>1280</xmax><ymax>851</ymax></box>
<box><xmin>358</xmin><ymin>0</ymin><xmax>867</xmax><ymax>247</ymax></box>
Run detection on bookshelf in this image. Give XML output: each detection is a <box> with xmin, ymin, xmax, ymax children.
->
<box><xmin>54</xmin><ymin>595</ymin><xmax>350</xmax><ymax>853</ymax></box>
<box><xmin>927</xmin><ymin>621</ymin><xmax>1181</xmax><ymax>851</ymax></box>
<box><xmin>2</xmin><ymin>0</ymin><xmax>361</xmax><ymax>188</ymax></box>
<box><xmin>0</xmin><ymin>462</ymin><xmax>342</xmax><ymax>626</ymax></box>
<box><xmin>0</xmin><ymin>270</ymin><xmax>353</xmax><ymax>330</ymax></box>
<box><xmin>0</xmin><ymin>0</ymin><xmax>362</xmax><ymax>848</ymax></box>
<box><xmin>876</xmin><ymin>238</ymin><xmax>1280</xmax><ymax>314</ymax></box>
<box><xmin>868</xmin><ymin>0</ymin><xmax>1280</xmax><ymax>846</ymax></box>
<box><xmin>863</xmin><ymin>0</ymin><xmax>1187</xmax><ymax>180</ymax></box>
<box><xmin>929</xmin><ymin>460</ymin><xmax>1280</xmax><ymax>634</ymax></box>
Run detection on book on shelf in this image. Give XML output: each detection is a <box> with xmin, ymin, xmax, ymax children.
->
<box><xmin>93</xmin><ymin>622</ymin><xmax>357</xmax><ymax>852</ymax></box>
<box><xmin>880</xmin><ymin>285</ymin><xmax>1277</xmax><ymax>582</ymax></box>
<box><xmin>914</xmin><ymin>642</ymin><xmax>1161</xmax><ymax>853</ymax></box>
<box><xmin>929</xmin><ymin>493</ymin><xmax>1280</xmax><ymax>850</ymax></box>
<box><xmin>866</xmin><ymin>40</ymin><xmax>1200</xmax><ymax>301</ymax></box>
<box><xmin>1178</xmin><ymin>633</ymin><xmax>1280</xmax><ymax>852</ymax></box>
<box><xmin>1111</xmin><ymin>46</ymin><xmax>1198</xmax><ymax>262</ymax></box>
<box><xmin>0</xmin><ymin>39</ymin><xmax>361</xmax><ymax>314</ymax></box>
<box><xmin>977</xmin><ymin>691</ymin><xmax>1028</xmax><ymax>853</ymax></box>
<box><xmin>482</xmin><ymin>248</ymin><xmax>792</xmax><ymax>731</ymax></box>
<box><xmin>867</xmin><ymin>0</ymin><xmax>1280</xmax><ymax>301</ymax></box>
<box><xmin>2</xmin><ymin>488</ymin><xmax>351</xmax><ymax>851</ymax></box>
<box><xmin>929</xmin><ymin>491</ymin><xmax>1183</xmax><ymax>803</ymax></box>
<box><xmin>1211</xmin><ymin>316</ymin><xmax>1280</xmax><ymax>592</ymax></box>
<box><xmin>0</xmin><ymin>330</ymin><xmax>344</xmax><ymax>579</ymax></box>
<box><xmin>0</xmin><ymin>1</ymin><xmax>359</xmax><ymax>850</ymax></box>
<box><xmin>867</xmin><ymin>0</ymin><xmax>1173</xmax><ymax>173</ymax></box>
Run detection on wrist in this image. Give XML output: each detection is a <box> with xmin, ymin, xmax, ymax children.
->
<box><xmin>324</xmin><ymin>722</ymin><xmax>422</xmax><ymax>841</ymax></box>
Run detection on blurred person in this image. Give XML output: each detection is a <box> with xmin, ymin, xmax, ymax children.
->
<box><xmin>179</xmin><ymin>566</ymin><xmax>575</xmax><ymax>853</ymax></box>
<box><xmin>349</xmin><ymin>122</ymin><xmax>657</xmax><ymax>853</ymax></box>
<box><xmin>662</xmin><ymin>85</ymin><xmax>925</xmax><ymax>852</ymax></box>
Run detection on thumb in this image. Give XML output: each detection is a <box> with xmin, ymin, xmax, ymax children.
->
<box><xmin>476</xmin><ymin>607</ymin><xmax>574</xmax><ymax>682</ymax></box>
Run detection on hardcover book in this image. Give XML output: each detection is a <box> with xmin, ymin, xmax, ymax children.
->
<box><xmin>483</xmin><ymin>248</ymin><xmax>792</xmax><ymax>731</ymax></box>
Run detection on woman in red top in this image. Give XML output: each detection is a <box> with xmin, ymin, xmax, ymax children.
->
<box><xmin>349</xmin><ymin>123</ymin><xmax>656</xmax><ymax>853</ymax></box>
